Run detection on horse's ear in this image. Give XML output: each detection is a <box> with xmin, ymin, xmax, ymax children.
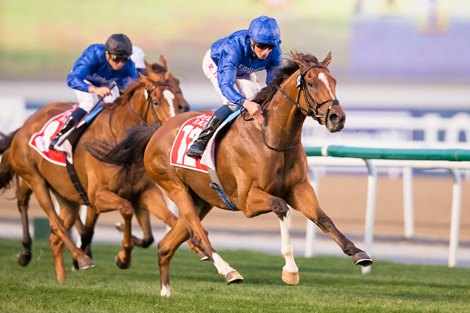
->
<box><xmin>145</xmin><ymin>61</ymin><xmax>153</xmax><ymax>74</ymax></box>
<box><xmin>321</xmin><ymin>52</ymin><xmax>332</xmax><ymax>67</ymax></box>
<box><xmin>291</xmin><ymin>50</ymin><xmax>308</xmax><ymax>69</ymax></box>
<box><xmin>159</xmin><ymin>55</ymin><xmax>167</xmax><ymax>68</ymax></box>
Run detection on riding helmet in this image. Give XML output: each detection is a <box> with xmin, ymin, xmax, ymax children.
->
<box><xmin>105</xmin><ymin>33</ymin><xmax>133</xmax><ymax>55</ymax></box>
<box><xmin>248</xmin><ymin>16</ymin><xmax>281</xmax><ymax>46</ymax></box>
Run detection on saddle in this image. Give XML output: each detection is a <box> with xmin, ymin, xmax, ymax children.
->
<box><xmin>170</xmin><ymin>109</ymin><xmax>242</xmax><ymax>210</ymax></box>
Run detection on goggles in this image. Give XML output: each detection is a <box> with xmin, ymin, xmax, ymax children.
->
<box><xmin>255</xmin><ymin>42</ymin><xmax>275</xmax><ymax>50</ymax></box>
<box><xmin>110</xmin><ymin>54</ymin><xmax>131</xmax><ymax>63</ymax></box>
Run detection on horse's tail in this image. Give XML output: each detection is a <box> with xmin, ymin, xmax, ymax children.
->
<box><xmin>85</xmin><ymin>124</ymin><xmax>158</xmax><ymax>168</ymax></box>
<box><xmin>0</xmin><ymin>130</ymin><xmax>18</xmax><ymax>190</ymax></box>
<box><xmin>0</xmin><ymin>129</ymin><xmax>18</xmax><ymax>155</ymax></box>
<box><xmin>0</xmin><ymin>149</ymin><xmax>15</xmax><ymax>191</ymax></box>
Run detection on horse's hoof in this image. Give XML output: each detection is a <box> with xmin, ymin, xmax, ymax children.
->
<box><xmin>115</xmin><ymin>255</ymin><xmax>131</xmax><ymax>269</ymax></box>
<box><xmin>198</xmin><ymin>251</ymin><xmax>209</xmax><ymax>262</ymax></box>
<box><xmin>72</xmin><ymin>259</ymin><xmax>79</xmax><ymax>271</ymax></box>
<box><xmin>282</xmin><ymin>270</ymin><xmax>300</xmax><ymax>285</ymax></box>
<box><xmin>353</xmin><ymin>251</ymin><xmax>373</xmax><ymax>267</ymax></box>
<box><xmin>77</xmin><ymin>256</ymin><xmax>95</xmax><ymax>270</ymax></box>
<box><xmin>225</xmin><ymin>271</ymin><xmax>244</xmax><ymax>284</ymax></box>
<box><xmin>16</xmin><ymin>251</ymin><xmax>32</xmax><ymax>267</ymax></box>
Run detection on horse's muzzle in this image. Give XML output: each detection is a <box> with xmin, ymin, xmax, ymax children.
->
<box><xmin>326</xmin><ymin>111</ymin><xmax>346</xmax><ymax>133</ymax></box>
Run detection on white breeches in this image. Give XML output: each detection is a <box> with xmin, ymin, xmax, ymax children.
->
<box><xmin>73</xmin><ymin>83</ymin><xmax>120</xmax><ymax>112</ymax></box>
<box><xmin>202</xmin><ymin>49</ymin><xmax>261</xmax><ymax>105</ymax></box>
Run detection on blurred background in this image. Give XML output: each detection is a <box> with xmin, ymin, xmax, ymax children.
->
<box><xmin>1</xmin><ymin>0</ymin><xmax>470</xmax><ymax>266</ymax></box>
<box><xmin>1</xmin><ymin>0</ymin><xmax>470</xmax><ymax>99</ymax></box>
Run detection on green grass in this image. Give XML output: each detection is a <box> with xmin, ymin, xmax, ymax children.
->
<box><xmin>0</xmin><ymin>238</ymin><xmax>469</xmax><ymax>312</ymax></box>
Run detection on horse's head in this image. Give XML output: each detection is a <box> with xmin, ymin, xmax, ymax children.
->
<box><xmin>292</xmin><ymin>52</ymin><xmax>345</xmax><ymax>132</ymax></box>
<box><xmin>139</xmin><ymin>55</ymin><xmax>190</xmax><ymax>124</ymax></box>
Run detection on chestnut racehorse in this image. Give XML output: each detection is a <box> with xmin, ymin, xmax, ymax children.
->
<box><xmin>0</xmin><ymin>56</ymin><xmax>192</xmax><ymax>281</ymax></box>
<box><xmin>96</xmin><ymin>52</ymin><xmax>373</xmax><ymax>297</ymax></box>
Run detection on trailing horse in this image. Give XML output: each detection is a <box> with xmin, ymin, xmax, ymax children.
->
<box><xmin>94</xmin><ymin>51</ymin><xmax>373</xmax><ymax>297</ymax></box>
<box><xmin>0</xmin><ymin>57</ymin><xmax>195</xmax><ymax>281</ymax></box>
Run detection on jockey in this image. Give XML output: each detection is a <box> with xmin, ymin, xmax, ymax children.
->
<box><xmin>186</xmin><ymin>16</ymin><xmax>282</xmax><ymax>158</ymax></box>
<box><xmin>50</xmin><ymin>33</ymin><xmax>138</xmax><ymax>149</ymax></box>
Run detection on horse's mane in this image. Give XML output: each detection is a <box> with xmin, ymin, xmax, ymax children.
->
<box><xmin>107</xmin><ymin>63</ymin><xmax>169</xmax><ymax>109</ymax></box>
<box><xmin>253</xmin><ymin>52</ymin><xmax>320</xmax><ymax>106</ymax></box>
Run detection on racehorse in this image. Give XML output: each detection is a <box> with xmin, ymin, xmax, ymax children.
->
<box><xmin>0</xmin><ymin>56</ymin><xmax>193</xmax><ymax>281</ymax></box>
<box><xmin>95</xmin><ymin>51</ymin><xmax>373</xmax><ymax>297</ymax></box>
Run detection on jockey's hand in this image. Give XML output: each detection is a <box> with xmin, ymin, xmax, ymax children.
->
<box><xmin>243</xmin><ymin>99</ymin><xmax>264</xmax><ymax>124</ymax></box>
<box><xmin>89</xmin><ymin>86</ymin><xmax>111</xmax><ymax>98</ymax></box>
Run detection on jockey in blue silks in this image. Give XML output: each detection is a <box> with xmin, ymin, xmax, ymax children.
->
<box><xmin>50</xmin><ymin>33</ymin><xmax>138</xmax><ymax>150</ymax></box>
<box><xmin>186</xmin><ymin>15</ymin><xmax>282</xmax><ymax>158</ymax></box>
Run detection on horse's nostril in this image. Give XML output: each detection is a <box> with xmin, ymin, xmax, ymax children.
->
<box><xmin>329</xmin><ymin>114</ymin><xmax>339</xmax><ymax>124</ymax></box>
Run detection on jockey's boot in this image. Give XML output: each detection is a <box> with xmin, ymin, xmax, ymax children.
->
<box><xmin>186</xmin><ymin>115</ymin><xmax>223</xmax><ymax>158</ymax></box>
<box><xmin>49</xmin><ymin>116</ymin><xmax>77</xmax><ymax>150</ymax></box>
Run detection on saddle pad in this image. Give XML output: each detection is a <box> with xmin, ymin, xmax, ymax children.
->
<box><xmin>170</xmin><ymin>112</ymin><xmax>213</xmax><ymax>173</ymax></box>
<box><xmin>28</xmin><ymin>108</ymin><xmax>76</xmax><ymax>166</ymax></box>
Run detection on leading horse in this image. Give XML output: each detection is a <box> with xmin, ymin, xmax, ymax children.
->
<box><xmin>98</xmin><ymin>51</ymin><xmax>373</xmax><ymax>297</ymax></box>
<box><xmin>0</xmin><ymin>56</ymin><xmax>193</xmax><ymax>281</ymax></box>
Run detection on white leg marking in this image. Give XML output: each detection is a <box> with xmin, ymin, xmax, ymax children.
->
<box><xmin>163</xmin><ymin>90</ymin><xmax>176</xmax><ymax>117</ymax></box>
<box><xmin>280</xmin><ymin>210</ymin><xmax>299</xmax><ymax>273</ymax></box>
<box><xmin>160</xmin><ymin>284</ymin><xmax>171</xmax><ymax>297</ymax></box>
<box><xmin>318</xmin><ymin>73</ymin><xmax>335</xmax><ymax>99</ymax></box>
<box><xmin>212</xmin><ymin>252</ymin><xmax>237</xmax><ymax>276</ymax></box>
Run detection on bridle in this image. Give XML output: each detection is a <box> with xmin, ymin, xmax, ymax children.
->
<box><xmin>275</xmin><ymin>64</ymin><xmax>340</xmax><ymax>128</ymax></box>
<box><xmin>107</xmin><ymin>81</ymin><xmax>170</xmax><ymax>140</ymax></box>
<box><xmin>262</xmin><ymin>63</ymin><xmax>340</xmax><ymax>152</ymax></box>
<box><xmin>127</xmin><ymin>81</ymin><xmax>171</xmax><ymax>125</ymax></box>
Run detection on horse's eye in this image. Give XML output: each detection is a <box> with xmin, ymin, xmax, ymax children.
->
<box><xmin>153</xmin><ymin>100</ymin><xmax>159</xmax><ymax>106</ymax></box>
<box><xmin>307</xmin><ymin>81</ymin><xmax>314</xmax><ymax>87</ymax></box>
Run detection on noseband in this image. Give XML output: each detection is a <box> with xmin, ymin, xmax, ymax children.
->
<box><xmin>275</xmin><ymin>64</ymin><xmax>340</xmax><ymax>127</ymax></box>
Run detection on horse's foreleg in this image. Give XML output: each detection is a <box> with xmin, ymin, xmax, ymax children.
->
<box><xmin>49</xmin><ymin>232</ymin><xmax>66</xmax><ymax>281</ymax></box>
<box><xmin>93</xmin><ymin>190</ymin><xmax>134</xmax><ymax>269</ymax></box>
<box><xmin>279</xmin><ymin>210</ymin><xmax>300</xmax><ymax>284</ymax></box>
<box><xmin>16</xmin><ymin>179</ymin><xmax>33</xmax><ymax>267</ymax></box>
<box><xmin>289</xmin><ymin>182</ymin><xmax>373</xmax><ymax>267</ymax></box>
<box><xmin>245</xmin><ymin>187</ymin><xmax>299</xmax><ymax>285</ymax></box>
<box><xmin>79</xmin><ymin>206</ymin><xmax>98</xmax><ymax>258</ymax></box>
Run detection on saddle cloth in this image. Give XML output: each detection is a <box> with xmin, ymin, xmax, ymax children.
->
<box><xmin>170</xmin><ymin>110</ymin><xmax>241</xmax><ymax>172</ymax></box>
<box><xmin>28</xmin><ymin>107</ymin><xmax>77</xmax><ymax>166</ymax></box>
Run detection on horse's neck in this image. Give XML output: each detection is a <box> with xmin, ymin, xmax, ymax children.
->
<box><xmin>264</xmin><ymin>78</ymin><xmax>306</xmax><ymax>148</ymax></box>
<box><xmin>105</xmin><ymin>92</ymin><xmax>148</xmax><ymax>139</ymax></box>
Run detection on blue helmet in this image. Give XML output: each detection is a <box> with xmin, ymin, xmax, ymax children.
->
<box><xmin>248</xmin><ymin>16</ymin><xmax>281</xmax><ymax>46</ymax></box>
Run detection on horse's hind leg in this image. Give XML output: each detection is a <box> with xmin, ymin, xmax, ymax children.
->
<box><xmin>158</xmin><ymin>216</ymin><xmax>242</xmax><ymax>297</ymax></box>
<box><xmin>139</xmin><ymin>185</ymin><xmax>205</xmax><ymax>258</ymax></box>
<box><xmin>16</xmin><ymin>178</ymin><xmax>33</xmax><ymax>267</ymax></box>
<box><xmin>29</xmin><ymin>178</ymin><xmax>93</xmax><ymax>281</ymax></box>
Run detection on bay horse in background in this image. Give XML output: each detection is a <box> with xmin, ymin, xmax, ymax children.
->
<box><xmin>97</xmin><ymin>51</ymin><xmax>373</xmax><ymax>297</ymax></box>
<box><xmin>0</xmin><ymin>56</ymin><xmax>195</xmax><ymax>281</ymax></box>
